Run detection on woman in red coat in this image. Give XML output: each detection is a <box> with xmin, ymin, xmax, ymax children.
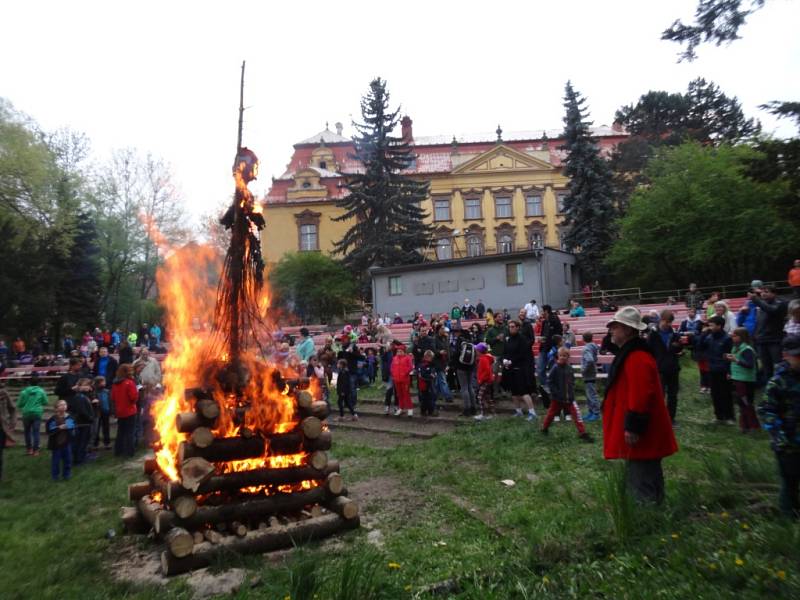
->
<box><xmin>603</xmin><ymin>307</ymin><xmax>678</xmax><ymax>503</ymax></box>
<box><xmin>390</xmin><ymin>345</ymin><xmax>415</xmax><ymax>417</ymax></box>
<box><xmin>111</xmin><ymin>363</ymin><xmax>139</xmax><ymax>457</ymax></box>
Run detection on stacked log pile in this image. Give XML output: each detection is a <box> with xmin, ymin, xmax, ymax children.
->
<box><xmin>121</xmin><ymin>387</ymin><xmax>359</xmax><ymax>575</ymax></box>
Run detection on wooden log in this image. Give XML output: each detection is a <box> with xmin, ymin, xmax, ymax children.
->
<box><xmin>173</xmin><ymin>486</ymin><xmax>329</xmax><ymax>530</ymax></box>
<box><xmin>120</xmin><ymin>506</ymin><xmax>148</xmax><ymax>534</ymax></box>
<box><xmin>231</xmin><ymin>521</ymin><xmax>248</xmax><ymax>537</ymax></box>
<box><xmin>128</xmin><ymin>481</ymin><xmax>153</xmax><ymax>503</ymax></box>
<box><xmin>143</xmin><ymin>458</ymin><xmax>159</xmax><ymax>475</ymax></box>
<box><xmin>204</xmin><ymin>529</ymin><xmax>222</xmax><ymax>544</ymax></box>
<box><xmin>155</xmin><ymin>510</ymin><xmax>177</xmax><ymax>536</ymax></box>
<box><xmin>309</xmin><ymin>505</ymin><xmax>323</xmax><ymax>519</ymax></box>
<box><xmin>197</xmin><ymin>399</ymin><xmax>220</xmax><ymax>420</ymax></box>
<box><xmin>166</xmin><ymin>462</ymin><xmax>339</xmax><ymax>499</ymax></box>
<box><xmin>268</xmin><ymin>516</ymin><xmax>280</xmax><ymax>528</ymax></box>
<box><xmin>160</xmin><ymin>513</ymin><xmax>359</xmax><ymax>576</ymax></box>
<box><xmin>325</xmin><ymin>473</ymin><xmax>344</xmax><ymax>496</ymax></box>
<box><xmin>173</xmin><ymin>496</ymin><xmax>198</xmax><ymax>519</ymax></box>
<box><xmin>324</xmin><ymin>496</ymin><xmax>359</xmax><ymax>521</ymax></box>
<box><xmin>190</xmin><ymin>427</ymin><xmax>215</xmax><ymax>449</ymax></box>
<box><xmin>192</xmin><ymin>531</ymin><xmax>205</xmax><ymax>544</ymax></box>
<box><xmin>267</xmin><ymin>429</ymin><xmax>331</xmax><ymax>454</ymax></box>
<box><xmin>300</xmin><ymin>417</ymin><xmax>323</xmax><ymax>440</ymax></box>
<box><xmin>295</xmin><ymin>390</ymin><xmax>314</xmax><ymax>409</ymax></box>
<box><xmin>178</xmin><ymin>436</ymin><xmax>265</xmax><ymax>464</ymax></box>
<box><xmin>179</xmin><ymin>457</ymin><xmax>216</xmax><ymax>492</ymax></box>
<box><xmin>176</xmin><ymin>411</ymin><xmax>214</xmax><ymax>433</ymax></box>
<box><xmin>137</xmin><ymin>495</ymin><xmax>163</xmax><ymax>529</ymax></box>
<box><xmin>299</xmin><ymin>401</ymin><xmax>329</xmax><ymax>420</ymax></box>
<box><xmin>309</xmin><ymin>451</ymin><xmax>328</xmax><ymax>471</ymax></box>
<box><xmin>165</xmin><ymin>527</ymin><xmax>194</xmax><ymax>558</ymax></box>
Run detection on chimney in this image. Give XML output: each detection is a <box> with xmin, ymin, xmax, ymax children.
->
<box><xmin>335</xmin><ymin>121</ymin><xmax>343</xmax><ymax>136</ymax></box>
<box><xmin>401</xmin><ymin>116</ymin><xmax>413</xmax><ymax>142</ymax></box>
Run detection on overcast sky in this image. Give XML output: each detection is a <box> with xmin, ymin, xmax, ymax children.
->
<box><xmin>2</xmin><ymin>1</ymin><xmax>798</xmax><ymax>229</ymax></box>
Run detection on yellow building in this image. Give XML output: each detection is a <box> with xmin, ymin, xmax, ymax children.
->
<box><xmin>261</xmin><ymin>118</ymin><xmax>627</xmax><ymax>264</ymax></box>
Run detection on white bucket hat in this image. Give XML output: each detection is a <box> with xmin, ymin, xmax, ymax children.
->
<box><xmin>606</xmin><ymin>306</ymin><xmax>647</xmax><ymax>331</ymax></box>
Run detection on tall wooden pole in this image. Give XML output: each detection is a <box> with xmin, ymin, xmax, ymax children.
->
<box><xmin>237</xmin><ymin>61</ymin><xmax>245</xmax><ymax>151</ymax></box>
<box><xmin>230</xmin><ymin>60</ymin><xmax>246</xmax><ymax>364</ymax></box>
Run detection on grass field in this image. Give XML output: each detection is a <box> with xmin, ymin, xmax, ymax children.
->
<box><xmin>0</xmin><ymin>361</ymin><xmax>798</xmax><ymax>599</ymax></box>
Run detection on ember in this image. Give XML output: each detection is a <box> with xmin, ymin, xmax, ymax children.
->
<box><xmin>120</xmin><ymin>63</ymin><xmax>358</xmax><ymax>576</ymax></box>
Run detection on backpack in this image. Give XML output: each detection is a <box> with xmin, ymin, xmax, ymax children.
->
<box><xmin>459</xmin><ymin>342</ymin><xmax>476</xmax><ymax>366</ymax></box>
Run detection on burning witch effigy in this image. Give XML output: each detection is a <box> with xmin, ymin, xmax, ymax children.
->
<box><xmin>120</xmin><ymin>137</ymin><xmax>358</xmax><ymax>575</ymax></box>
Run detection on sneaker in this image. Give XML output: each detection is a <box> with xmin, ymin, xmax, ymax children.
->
<box><xmin>32</xmin><ymin>450</ymin><xmax>40</xmax><ymax>457</ymax></box>
<box><xmin>540</xmin><ymin>427</ymin><xmax>549</xmax><ymax>435</ymax></box>
<box><xmin>407</xmin><ymin>410</ymin><xmax>413</xmax><ymax>417</ymax></box>
<box><xmin>335</xmin><ymin>416</ymin><xmax>345</xmax><ymax>422</ymax></box>
<box><xmin>565</xmin><ymin>415</ymin><xmax>572</xmax><ymax>421</ymax></box>
<box><xmin>554</xmin><ymin>416</ymin><xmax>561</xmax><ymax>423</ymax></box>
<box><xmin>526</xmin><ymin>413</ymin><xmax>537</xmax><ymax>421</ymax></box>
<box><xmin>384</xmin><ymin>406</ymin><xmax>390</xmax><ymax>415</ymax></box>
<box><xmin>485</xmin><ymin>414</ymin><xmax>494</xmax><ymax>420</ymax></box>
<box><xmin>26</xmin><ymin>448</ymin><xmax>33</xmax><ymax>456</ymax></box>
<box><xmin>579</xmin><ymin>433</ymin><xmax>594</xmax><ymax>443</ymax></box>
<box><xmin>513</xmin><ymin>409</ymin><xmax>523</xmax><ymax>417</ymax></box>
<box><xmin>431</xmin><ymin>410</ymin><xmax>440</xmax><ymax>417</ymax></box>
<box><xmin>724</xmin><ymin>419</ymin><xmax>736</xmax><ymax>426</ymax></box>
<box><xmin>474</xmin><ymin>414</ymin><xmax>485</xmax><ymax>421</ymax></box>
<box><xmin>352</xmin><ymin>414</ymin><xmax>359</xmax><ymax>421</ymax></box>
<box><xmin>394</xmin><ymin>409</ymin><xmax>403</xmax><ymax>416</ymax></box>
<box><xmin>583</xmin><ymin>413</ymin><xmax>600</xmax><ymax>423</ymax></box>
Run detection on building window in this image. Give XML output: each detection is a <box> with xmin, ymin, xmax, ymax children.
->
<box><xmin>464</xmin><ymin>197</ymin><xmax>482</xmax><ymax>220</ymax></box>
<box><xmin>530</xmin><ymin>231</ymin><xmax>543</xmax><ymax>250</ymax></box>
<box><xmin>495</xmin><ymin>196</ymin><xmax>513</xmax><ymax>218</ymax></box>
<box><xmin>318</xmin><ymin>160</ymin><xmax>327</xmax><ymax>170</ymax></box>
<box><xmin>526</xmin><ymin>195</ymin><xmax>543</xmax><ymax>217</ymax></box>
<box><xmin>436</xmin><ymin>237</ymin><xmax>452</xmax><ymax>260</ymax></box>
<box><xmin>466</xmin><ymin>235</ymin><xmax>483</xmax><ymax>257</ymax></box>
<box><xmin>433</xmin><ymin>197</ymin><xmax>451</xmax><ymax>221</ymax></box>
<box><xmin>498</xmin><ymin>234</ymin><xmax>514</xmax><ymax>254</ymax></box>
<box><xmin>559</xmin><ymin>230</ymin><xmax>569</xmax><ymax>251</ymax></box>
<box><xmin>506</xmin><ymin>263</ymin><xmax>523</xmax><ymax>286</ymax></box>
<box><xmin>299</xmin><ymin>224</ymin><xmax>318</xmax><ymax>251</ymax></box>
<box><xmin>389</xmin><ymin>276</ymin><xmax>402</xmax><ymax>296</ymax></box>
<box><xmin>556</xmin><ymin>192</ymin><xmax>567</xmax><ymax>213</ymax></box>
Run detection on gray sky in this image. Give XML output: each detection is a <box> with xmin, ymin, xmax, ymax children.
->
<box><xmin>2</xmin><ymin>0</ymin><xmax>798</xmax><ymax>228</ymax></box>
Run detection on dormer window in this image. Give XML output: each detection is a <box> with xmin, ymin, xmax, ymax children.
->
<box><xmin>302</xmin><ymin>181</ymin><xmax>311</xmax><ymax>189</ymax></box>
<box><xmin>319</xmin><ymin>161</ymin><xmax>327</xmax><ymax>170</ymax></box>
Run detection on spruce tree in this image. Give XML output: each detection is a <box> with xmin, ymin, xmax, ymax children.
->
<box><xmin>333</xmin><ymin>78</ymin><xmax>431</xmax><ymax>298</ymax></box>
<box><xmin>560</xmin><ymin>81</ymin><xmax>617</xmax><ymax>283</ymax></box>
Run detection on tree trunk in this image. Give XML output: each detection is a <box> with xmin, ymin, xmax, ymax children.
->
<box><xmin>160</xmin><ymin>513</ymin><xmax>359</xmax><ymax>575</ymax></box>
<box><xmin>128</xmin><ymin>481</ymin><xmax>153</xmax><ymax>502</ymax></box>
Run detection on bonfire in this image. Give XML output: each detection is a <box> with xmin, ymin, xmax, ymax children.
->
<box><xmin>120</xmin><ymin>142</ymin><xmax>358</xmax><ymax>576</ymax></box>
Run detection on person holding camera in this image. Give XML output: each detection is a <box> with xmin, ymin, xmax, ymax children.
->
<box><xmin>750</xmin><ymin>285</ymin><xmax>789</xmax><ymax>380</ymax></box>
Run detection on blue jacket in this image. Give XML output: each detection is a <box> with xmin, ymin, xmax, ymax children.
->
<box><xmin>736</xmin><ymin>300</ymin><xmax>758</xmax><ymax>337</ymax></box>
<box><xmin>759</xmin><ymin>363</ymin><xmax>800</xmax><ymax>453</ymax></box>
<box><xmin>698</xmin><ymin>330</ymin><xmax>732</xmax><ymax>373</ymax></box>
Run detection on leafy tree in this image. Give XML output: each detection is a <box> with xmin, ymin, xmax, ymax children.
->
<box><xmin>559</xmin><ymin>81</ymin><xmax>618</xmax><ymax>283</ymax></box>
<box><xmin>606</xmin><ymin>143</ymin><xmax>797</xmax><ymax>289</ymax></box>
<box><xmin>269</xmin><ymin>252</ymin><xmax>357</xmax><ymax>324</ymax></box>
<box><xmin>332</xmin><ymin>78</ymin><xmax>431</xmax><ymax>298</ymax></box>
<box><xmin>662</xmin><ymin>0</ymin><xmax>766</xmax><ymax>61</ymax></box>
<box><xmin>612</xmin><ymin>78</ymin><xmax>759</xmax><ymax>211</ymax></box>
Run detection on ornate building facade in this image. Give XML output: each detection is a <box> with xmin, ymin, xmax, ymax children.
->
<box><xmin>261</xmin><ymin>118</ymin><xmax>627</xmax><ymax>264</ymax></box>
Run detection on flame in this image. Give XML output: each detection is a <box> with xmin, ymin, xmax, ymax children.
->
<box><xmin>150</xmin><ymin>157</ymin><xmax>320</xmax><ymax>498</ymax></box>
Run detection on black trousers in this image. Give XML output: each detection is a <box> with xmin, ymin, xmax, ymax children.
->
<box><xmin>776</xmin><ymin>452</ymin><xmax>800</xmax><ymax>518</ymax></box>
<box><xmin>660</xmin><ymin>370</ymin><xmax>680</xmax><ymax>422</ymax></box>
<box><xmin>94</xmin><ymin>412</ymin><xmax>110</xmax><ymax>447</ymax></box>
<box><xmin>759</xmin><ymin>343</ymin><xmax>782</xmax><ymax>380</ymax></box>
<box><xmin>626</xmin><ymin>459</ymin><xmax>664</xmax><ymax>504</ymax></box>
<box><xmin>709</xmin><ymin>371</ymin><xmax>734</xmax><ymax>421</ymax></box>
<box><xmin>115</xmin><ymin>416</ymin><xmax>136</xmax><ymax>457</ymax></box>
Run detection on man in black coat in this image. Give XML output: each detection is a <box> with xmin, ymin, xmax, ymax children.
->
<box><xmin>647</xmin><ymin>310</ymin><xmax>684</xmax><ymax>424</ymax></box>
<box><xmin>751</xmin><ymin>286</ymin><xmax>789</xmax><ymax>379</ymax></box>
<box><xmin>537</xmin><ymin>305</ymin><xmax>563</xmax><ymax>382</ymax></box>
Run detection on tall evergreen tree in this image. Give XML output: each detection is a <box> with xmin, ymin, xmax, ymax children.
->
<box><xmin>333</xmin><ymin>78</ymin><xmax>431</xmax><ymax>298</ymax></box>
<box><xmin>559</xmin><ymin>82</ymin><xmax>617</xmax><ymax>283</ymax></box>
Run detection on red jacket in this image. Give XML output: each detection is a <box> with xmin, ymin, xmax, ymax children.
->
<box><xmin>602</xmin><ymin>348</ymin><xmax>678</xmax><ymax>460</ymax></box>
<box><xmin>390</xmin><ymin>354</ymin><xmax>414</xmax><ymax>385</ymax></box>
<box><xmin>111</xmin><ymin>378</ymin><xmax>139</xmax><ymax>419</ymax></box>
<box><xmin>477</xmin><ymin>353</ymin><xmax>494</xmax><ymax>385</ymax></box>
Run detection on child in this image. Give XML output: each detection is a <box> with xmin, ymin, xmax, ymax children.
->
<box><xmin>380</xmin><ymin>344</ymin><xmax>395</xmax><ymax>414</ymax></box>
<box><xmin>726</xmin><ymin>328</ymin><xmax>760</xmax><ymax>433</ymax></box>
<box><xmin>545</xmin><ymin>335</ymin><xmax>564</xmax><ymax>373</ymax></box>
<box><xmin>417</xmin><ymin>350</ymin><xmax>436</xmax><ymax>416</ymax></box>
<box><xmin>698</xmin><ymin>316</ymin><xmax>734</xmax><ymax>424</ymax></box>
<box><xmin>474</xmin><ymin>343</ymin><xmax>495</xmax><ymax>420</ymax></box>
<box><xmin>580</xmin><ymin>332</ymin><xmax>601</xmax><ymax>422</ymax></box>
<box><xmin>365</xmin><ymin>348</ymin><xmax>378</xmax><ymax>385</ymax></box>
<box><xmin>335</xmin><ymin>359</ymin><xmax>358</xmax><ymax>421</ymax></box>
<box><xmin>17</xmin><ymin>376</ymin><xmax>49</xmax><ymax>456</ymax></box>
<box><xmin>758</xmin><ymin>335</ymin><xmax>800</xmax><ymax>517</ymax></box>
<box><xmin>69</xmin><ymin>378</ymin><xmax>95</xmax><ymax>465</ymax></box>
<box><xmin>563</xmin><ymin>323</ymin><xmax>576</xmax><ymax>348</ymax></box>
<box><xmin>46</xmin><ymin>399</ymin><xmax>75</xmax><ymax>481</ymax></box>
<box><xmin>390</xmin><ymin>344</ymin><xmax>414</xmax><ymax>417</ymax></box>
<box><xmin>307</xmin><ymin>356</ymin><xmax>330</xmax><ymax>411</ymax></box>
<box><xmin>542</xmin><ymin>347</ymin><xmax>593</xmax><ymax>441</ymax></box>
<box><xmin>92</xmin><ymin>376</ymin><xmax>112</xmax><ymax>450</ymax></box>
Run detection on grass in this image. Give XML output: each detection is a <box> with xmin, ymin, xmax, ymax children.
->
<box><xmin>1</xmin><ymin>358</ymin><xmax>798</xmax><ymax>599</ymax></box>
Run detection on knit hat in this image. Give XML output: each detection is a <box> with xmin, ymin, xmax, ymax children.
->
<box><xmin>606</xmin><ymin>306</ymin><xmax>647</xmax><ymax>331</ymax></box>
<box><xmin>475</xmin><ymin>342</ymin><xmax>488</xmax><ymax>353</ymax></box>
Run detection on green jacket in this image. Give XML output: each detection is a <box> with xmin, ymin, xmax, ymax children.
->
<box><xmin>485</xmin><ymin>324</ymin><xmax>508</xmax><ymax>357</ymax></box>
<box><xmin>730</xmin><ymin>343</ymin><xmax>757</xmax><ymax>383</ymax></box>
<box><xmin>17</xmin><ymin>386</ymin><xmax>49</xmax><ymax>419</ymax></box>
